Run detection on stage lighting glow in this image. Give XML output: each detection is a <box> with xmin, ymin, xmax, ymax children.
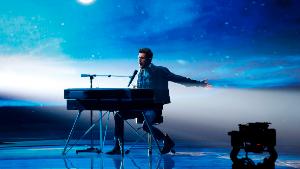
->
<box><xmin>0</xmin><ymin>54</ymin><xmax>136</xmax><ymax>104</ymax></box>
<box><xmin>77</xmin><ymin>0</ymin><xmax>95</xmax><ymax>5</ymax></box>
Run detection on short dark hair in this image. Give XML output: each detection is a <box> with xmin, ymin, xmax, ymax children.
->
<box><xmin>139</xmin><ymin>48</ymin><xmax>153</xmax><ymax>59</ymax></box>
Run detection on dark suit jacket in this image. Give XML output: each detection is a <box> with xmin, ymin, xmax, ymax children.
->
<box><xmin>138</xmin><ymin>64</ymin><xmax>202</xmax><ymax>104</ymax></box>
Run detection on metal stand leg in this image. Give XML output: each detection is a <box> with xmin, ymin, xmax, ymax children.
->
<box><xmin>148</xmin><ymin>133</ymin><xmax>152</xmax><ymax>155</ymax></box>
<box><xmin>68</xmin><ymin>122</ymin><xmax>100</xmax><ymax>154</ymax></box>
<box><xmin>75</xmin><ymin>111</ymin><xmax>101</xmax><ymax>154</ymax></box>
<box><xmin>112</xmin><ymin>111</ymin><xmax>162</xmax><ymax>155</ymax></box>
<box><xmin>91</xmin><ymin>110</ymin><xmax>94</xmax><ymax>147</ymax></box>
<box><xmin>142</xmin><ymin>112</ymin><xmax>162</xmax><ymax>154</ymax></box>
<box><xmin>103</xmin><ymin>111</ymin><xmax>111</xmax><ymax>150</ymax></box>
<box><xmin>124</xmin><ymin>132</ymin><xmax>147</xmax><ymax>154</ymax></box>
<box><xmin>99</xmin><ymin>111</ymin><xmax>103</xmax><ymax>151</ymax></box>
<box><xmin>63</xmin><ymin>110</ymin><xmax>82</xmax><ymax>155</ymax></box>
<box><xmin>121</xmin><ymin>111</ymin><xmax>163</xmax><ymax>155</ymax></box>
<box><xmin>149</xmin><ymin>153</ymin><xmax>152</xmax><ymax>169</ymax></box>
<box><xmin>121</xmin><ymin>156</ymin><xmax>124</xmax><ymax>169</ymax></box>
<box><xmin>118</xmin><ymin>138</ymin><xmax>124</xmax><ymax>156</ymax></box>
<box><xmin>114</xmin><ymin>112</ymin><xmax>150</xmax><ymax>154</ymax></box>
<box><xmin>64</xmin><ymin>111</ymin><xmax>111</xmax><ymax>154</ymax></box>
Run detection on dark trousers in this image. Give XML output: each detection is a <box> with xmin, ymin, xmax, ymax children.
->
<box><xmin>114</xmin><ymin>110</ymin><xmax>165</xmax><ymax>146</ymax></box>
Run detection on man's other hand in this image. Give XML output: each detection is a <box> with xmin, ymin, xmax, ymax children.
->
<box><xmin>199</xmin><ymin>79</ymin><xmax>212</xmax><ymax>88</ymax></box>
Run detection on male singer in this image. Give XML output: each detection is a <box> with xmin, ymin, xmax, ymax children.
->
<box><xmin>107</xmin><ymin>48</ymin><xmax>210</xmax><ymax>155</ymax></box>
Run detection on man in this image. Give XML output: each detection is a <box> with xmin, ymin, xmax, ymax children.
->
<box><xmin>107</xmin><ymin>48</ymin><xmax>209</xmax><ymax>155</ymax></box>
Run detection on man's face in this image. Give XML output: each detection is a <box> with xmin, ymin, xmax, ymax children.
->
<box><xmin>138</xmin><ymin>53</ymin><xmax>151</xmax><ymax>68</ymax></box>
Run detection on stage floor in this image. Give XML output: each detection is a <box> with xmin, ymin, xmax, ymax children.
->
<box><xmin>0</xmin><ymin>140</ymin><xmax>299</xmax><ymax>169</ymax></box>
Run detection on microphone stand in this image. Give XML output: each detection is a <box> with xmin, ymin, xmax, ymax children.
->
<box><xmin>77</xmin><ymin>73</ymin><xmax>132</xmax><ymax>154</ymax></box>
<box><xmin>76</xmin><ymin>74</ymin><xmax>102</xmax><ymax>154</ymax></box>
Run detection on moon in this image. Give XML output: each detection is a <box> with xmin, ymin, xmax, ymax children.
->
<box><xmin>77</xmin><ymin>0</ymin><xmax>95</xmax><ymax>5</ymax></box>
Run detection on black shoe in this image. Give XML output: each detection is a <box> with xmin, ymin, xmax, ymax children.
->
<box><xmin>161</xmin><ymin>134</ymin><xmax>175</xmax><ymax>154</ymax></box>
<box><xmin>106</xmin><ymin>147</ymin><xmax>121</xmax><ymax>155</ymax></box>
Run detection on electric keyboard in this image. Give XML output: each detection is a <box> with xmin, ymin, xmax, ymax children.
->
<box><xmin>64</xmin><ymin>88</ymin><xmax>163</xmax><ymax>111</ymax></box>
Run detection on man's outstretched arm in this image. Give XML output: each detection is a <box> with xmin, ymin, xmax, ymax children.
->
<box><xmin>164</xmin><ymin>67</ymin><xmax>210</xmax><ymax>87</ymax></box>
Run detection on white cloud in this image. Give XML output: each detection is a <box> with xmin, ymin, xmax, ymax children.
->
<box><xmin>0</xmin><ymin>54</ymin><xmax>136</xmax><ymax>104</ymax></box>
<box><xmin>0</xmin><ymin>54</ymin><xmax>79</xmax><ymax>102</ymax></box>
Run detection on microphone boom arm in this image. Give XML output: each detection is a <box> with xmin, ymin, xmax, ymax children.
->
<box><xmin>81</xmin><ymin>74</ymin><xmax>131</xmax><ymax>78</ymax></box>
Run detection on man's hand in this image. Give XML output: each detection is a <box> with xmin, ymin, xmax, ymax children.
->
<box><xmin>199</xmin><ymin>79</ymin><xmax>212</xmax><ymax>88</ymax></box>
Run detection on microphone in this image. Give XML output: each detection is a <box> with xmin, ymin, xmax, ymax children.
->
<box><xmin>128</xmin><ymin>70</ymin><xmax>138</xmax><ymax>87</ymax></box>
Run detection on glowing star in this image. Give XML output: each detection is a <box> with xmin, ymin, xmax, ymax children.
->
<box><xmin>77</xmin><ymin>0</ymin><xmax>95</xmax><ymax>5</ymax></box>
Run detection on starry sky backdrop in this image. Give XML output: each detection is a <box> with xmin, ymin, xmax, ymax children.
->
<box><xmin>0</xmin><ymin>0</ymin><xmax>299</xmax><ymax>105</ymax></box>
<box><xmin>0</xmin><ymin>0</ymin><xmax>299</xmax><ymax>104</ymax></box>
<box><xmin>1</xmin><ymin>0</ymin><xmax>300</xmax><ymax>148</ymax></box>
<box><xmin>0</xmin><ymin>0</ymin><xmax>299</xmax><ymax>85</ymax></box>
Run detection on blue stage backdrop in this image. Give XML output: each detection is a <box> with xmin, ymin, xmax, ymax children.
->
<box><xmin>0</xmin><ymin>0</ymin><xmax>300</xmax><ymax>152</ymax></box>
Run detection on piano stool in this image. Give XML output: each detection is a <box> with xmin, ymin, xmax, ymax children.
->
<box><xmin>123</xmin><ymin>115</ymin><xmax>164</xmax><ymax>155</ymax></box>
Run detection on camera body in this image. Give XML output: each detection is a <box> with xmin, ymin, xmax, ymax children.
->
<box><xmin>228</xmin><ymin>122</ymin><xmax>276</xmax><ymax>153</ymax></box>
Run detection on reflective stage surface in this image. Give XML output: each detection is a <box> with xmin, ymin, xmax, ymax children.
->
<box><xmin>0</xmin><ymin>140</ymin><xmax>299</xmax><ymax>169</ymax></box>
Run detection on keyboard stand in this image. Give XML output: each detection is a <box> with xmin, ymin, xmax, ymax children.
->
<box><xmin>75</xmin><ymin>109</ymin><xmax>101</xmax><ymax>154</ymax></box>
<box><xmin>62</xmin><ymin>110</ymin><xmax>111</xmax><ymax>155</ymax></box>
<box><xmin>62</xmin><ymin>110</ymin><xmax>82</xmax><ymax>155</ymax></box>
